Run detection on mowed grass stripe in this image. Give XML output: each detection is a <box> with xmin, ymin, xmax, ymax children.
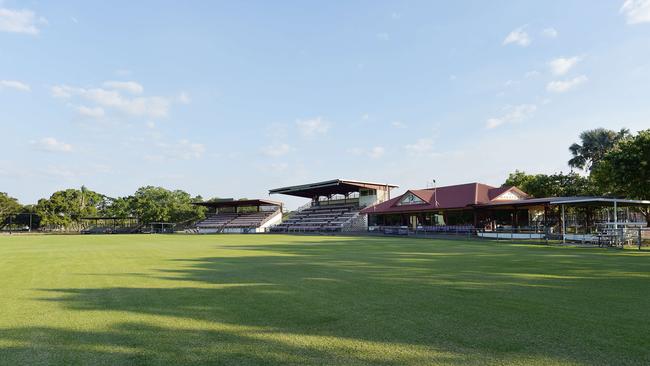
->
<box><xmin>0</xmin><ymin>234</ymin><xmax>648</xmax><ymax>365</ymax></box>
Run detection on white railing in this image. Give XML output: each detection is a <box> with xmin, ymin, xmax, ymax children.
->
<box><xmin>341</xmin><ymin>212</ymin><xmax>366</xmax><ymax>232</ymax></box>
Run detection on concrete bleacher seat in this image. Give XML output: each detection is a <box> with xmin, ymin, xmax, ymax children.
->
<box><xmin>271</xmin><ymin>204</ymin><xmax>359</xmax><ymax>233</ymax></box>
<box><xmin>197</xmin><ymin>210</ymin><xmax>278</xmax><ymax>232</ymax></box>
<box><xmin>196</xmin><ymin>213</ymin><xmax>239</xmax><ymax>228</ymax></box>
<box><xmin>226</xmin><ymin>211</ymin><xmax>276</xmax><ymax>228</ymax></box>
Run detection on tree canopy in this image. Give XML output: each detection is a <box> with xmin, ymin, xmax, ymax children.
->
<box><xmin>129</xmin><ymin>186</ymin><xmax>206</xmax><ymax>224</ymax></box>
<box><xmin>592</xmin><ymin>129</ymin><xmax>650</xmax><ymax>223</ymax></box>
<box><xmin>568</xmin><ymin>128</ymin><xmax>630</xmax><ymax>172</ymax></box>
<box><xmin>505</xmin><ymin>128</ymin><xmax>648</xmax><ymax>222</ymax></box>
<box><xmin>34</xmin><ymin>187</ymin><xmax>107</xmax><ymax>229</ymax></box>
<box><xmin>26</xmin><ymin>186</ymin><xmax>206</xmax><ymax>230</ymax></box>
<box><xmin>0</xmin><ymin>192</ymin><xmax>22</xmax><ymax>227</ymax></box>
<box><xmin>504</xmin><ymin>170</ymin><xmax>598</xmax><ymax>198</ymax></box>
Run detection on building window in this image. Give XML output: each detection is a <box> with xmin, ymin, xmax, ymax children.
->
<box><xmin>398</xmin><ymin>193</ymin><xmax>425</xmax><ymax>205</ymax></box>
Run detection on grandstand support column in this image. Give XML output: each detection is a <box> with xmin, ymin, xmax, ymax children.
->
<box><xmin>561</xmin><ymin>205</ymin><xmax>566</xmax><ymax>243</ymax></box>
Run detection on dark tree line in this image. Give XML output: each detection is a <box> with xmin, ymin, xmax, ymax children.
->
<box><xmin>1</xmin><ymin>186</ymin><xmax>208</xmax><ymax>231</ymax></box>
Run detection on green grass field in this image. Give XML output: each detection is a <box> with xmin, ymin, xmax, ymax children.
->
<box><xmin>0</xmin><ymin>234</ymin><xmax>648</xmax><ymax>365</ymax></box>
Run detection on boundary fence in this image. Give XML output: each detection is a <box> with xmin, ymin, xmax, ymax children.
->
<box><xmin>369</xmin><ymin>225</ymin><xmax>650</xmax><ymax>249</ymax></box>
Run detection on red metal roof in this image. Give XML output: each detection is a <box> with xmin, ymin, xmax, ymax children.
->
<box><xmin>361</xmin><ymin>183</ymin><xmax>528</xmax><ymax>214</ymax></box>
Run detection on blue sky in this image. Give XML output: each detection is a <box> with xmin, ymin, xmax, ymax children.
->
<box><xmin>1</xmin><ymin>0</ymin><xmax>650</xmax><ymax>208</ymax></box>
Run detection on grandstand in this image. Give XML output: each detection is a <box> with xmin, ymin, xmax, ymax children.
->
<box><xmin>193</xmin><ymin>199</ymin><xmax>282</xmax><ymax>233</ymax></box>
<box><xmin>269</xmin><ymin>179</ymin><xmax>397</xmax><ymax>232</ymax></box>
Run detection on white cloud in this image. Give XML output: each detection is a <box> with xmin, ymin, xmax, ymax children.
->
<box><xmin>0</xmin><ymin>7</ymin><xmax>47</xmax><ymax>35</ymax></box>
<box><xmin>102</xmin><ymin>80</ymin><xmax>144</xmax><ymax>94</ymax></box>
<box><xmin>261</xmin><ymin>143</ymin><xmax>291</xmax><ymax>157</ymax></box>
<box><xmin>404</xmin><ymin>138</ymin><xmax>436</xmax><ymax>155</ymax></box>
<box><xmin>51</xmin><ymin>84</ymin><xmax>74</xmax><ymax>98</ymax></box>
<box><xmin>51</xmin><ymin>84</ymin><xmax>171</xmax><ymax>118</ymax></box>
<box><xmin>548</xmin><ymin>56</ymin><xmax>581</xmax><ymax>75</ymax></box>
<box><xmin>296</xmin><ymin>117</ymin><xmax>331</xmax><ymax>138</ymax></box>
<box><xmin>486</xmin><ymin>104</ymin><xmax>537</xmax><ymax>129</ymax></box>
<box><xmin>76</xmin><ymin>105</ymin><xmax>105</xmax><ymax>118</ymax></box>
<box><xmin>524</xmin><ymin>70</ymin><xmax>540</xmax><ymax>78</ymax></box>
<box><xmin>148</xmin><ymin>139</ymin><xmax>205</xmax><ymax>161</ymax></box>
<box><xmin>265</xmin><ymin>122</ymin><xmax>289</xmax><ymax>140</ymax></box>
<box><xmin>503</xmin><ymin>27</ymin><xmax>531</xmax><ymax>47</ymax></box>
<box><xmin>546</xmin><ymin>75</ymin><xmax>588</xmax><ymax>93</ymax></box>
<box><xmin>31</xmin><ymin>137</ymin><xmax>73</xmax><ymax>153</ymax></box>
<box><xmin>114</xmin><ymin>69</ymin><xmax>132</xmax><ymax>77</ymax></box>
<box><xmin>621</xmin><ymin>0</ymin><xmax>650</xmax><ymax>24</ymax></box>
<box><xmin>268</xmin><ymin>162</ymin><xmax>289</xmax><ymax>172</ymax></box>
<box><xmin>350</xmin><ymin>146</ymin><xmax>385</xmax><ymax>159</ymax></box>
<box><xmin>542</xmin><ymin>27</ymin><xmax>558</xmax><ymax>38</ymax></box>
<box><xmin>177</xmin><ymin>91</ymin><xmax>191</xmax><ymax>104</ymax></box>
<box><xmin>0</xmin><ymin>80</ymin><xmax>30</xmax><ymax>92</ymax></box>
<box><xmin>391</xmin><ymin>121</ymin><xmax>407</xmax><ymax>129</ymax></box>
<box><xmin>367</xmin><ymin>146</ymin><xmax>385</xmax><ymax>159</ymax></box>
<box><xmin>42</xmin><ymin>165</ymin><xmax>78</xmax><ymax>180</ymax></box>
<box><xmin>175</xmin><ymin>140</ymin><xmax>205</xmax><ymax>159</ymax></box>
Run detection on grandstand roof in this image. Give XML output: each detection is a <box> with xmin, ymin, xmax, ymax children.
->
<box><xmin>269</xmin><ymin>179</ymin><xmax>398</xmax><ymax>198</ymax></box>
<box><xmin>193</xmin><ymin>199</ymin><xmax>283</xmax><ymax>208</ymax></box>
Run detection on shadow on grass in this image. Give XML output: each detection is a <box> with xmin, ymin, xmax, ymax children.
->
<box><xmin>0</xmin><ymin>322</ymin><xmax>475</xmax><ymax>366</ymax></box>
<box><xmin>2</xmin><ymin>237</ymin><xmax>650</xmax><ymax>365</ymax></box>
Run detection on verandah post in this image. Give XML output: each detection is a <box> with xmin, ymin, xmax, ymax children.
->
<box><xmin>561</xmin><ymin>205</ymin><xmax>566</xmax><ymax>244</ymax></box>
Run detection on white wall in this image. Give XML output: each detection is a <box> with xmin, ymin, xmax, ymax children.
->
<box><xmin>359</xmin><ymin>187</ymin><xmax>391</xmax><ymax>208</ymax></box>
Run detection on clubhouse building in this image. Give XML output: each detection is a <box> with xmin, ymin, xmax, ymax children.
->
<box><xmin>361</xmin><ymin>181</ymin><xmax>650</xmax><ymax>243</ymax></box>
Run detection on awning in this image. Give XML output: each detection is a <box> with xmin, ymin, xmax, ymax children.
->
<box><xmin>193</xmin><ymin>199</ymin><xmax>283</xmax><ymax>208</ymax></box>
<box><xmin>269</xmin><ymin>179</ymin><xmax>397</xmax><ymax>198</ymax></box>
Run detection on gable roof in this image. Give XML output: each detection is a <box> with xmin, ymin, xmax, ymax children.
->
<box><xmin>360</xmin><ymin>182</ymin><xmax>528</xmax><ymax>214</ymax></box>
<box><xmin>487</xmin><ymin>186</ymin><xmax>529</xmax><ymax>200</ymax></box>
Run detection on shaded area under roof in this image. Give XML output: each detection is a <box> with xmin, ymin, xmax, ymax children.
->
<box><xmin>269</xmin><ymin>179</ymin><xmax>398</xmax><ymax>198</ymax></box>
<box><xmin>193</xmin><ymin>199</ymin><xmax>282</xmax><ymax>208</ymax></box>
<box><xmin>476</xmin><ymin>196</ymin><xmax>650</xmax><ymax>208</ymax></box>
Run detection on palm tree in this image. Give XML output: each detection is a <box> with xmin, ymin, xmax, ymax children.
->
<box><xmin>568</xmin><ymin>128</ymin><xmax>630</xmax><ymax>171</ymax></box>
<box><xmin>80</xmin><ymin>185</ymin><xmax>88</xmax><ymax>211</ymax></box>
